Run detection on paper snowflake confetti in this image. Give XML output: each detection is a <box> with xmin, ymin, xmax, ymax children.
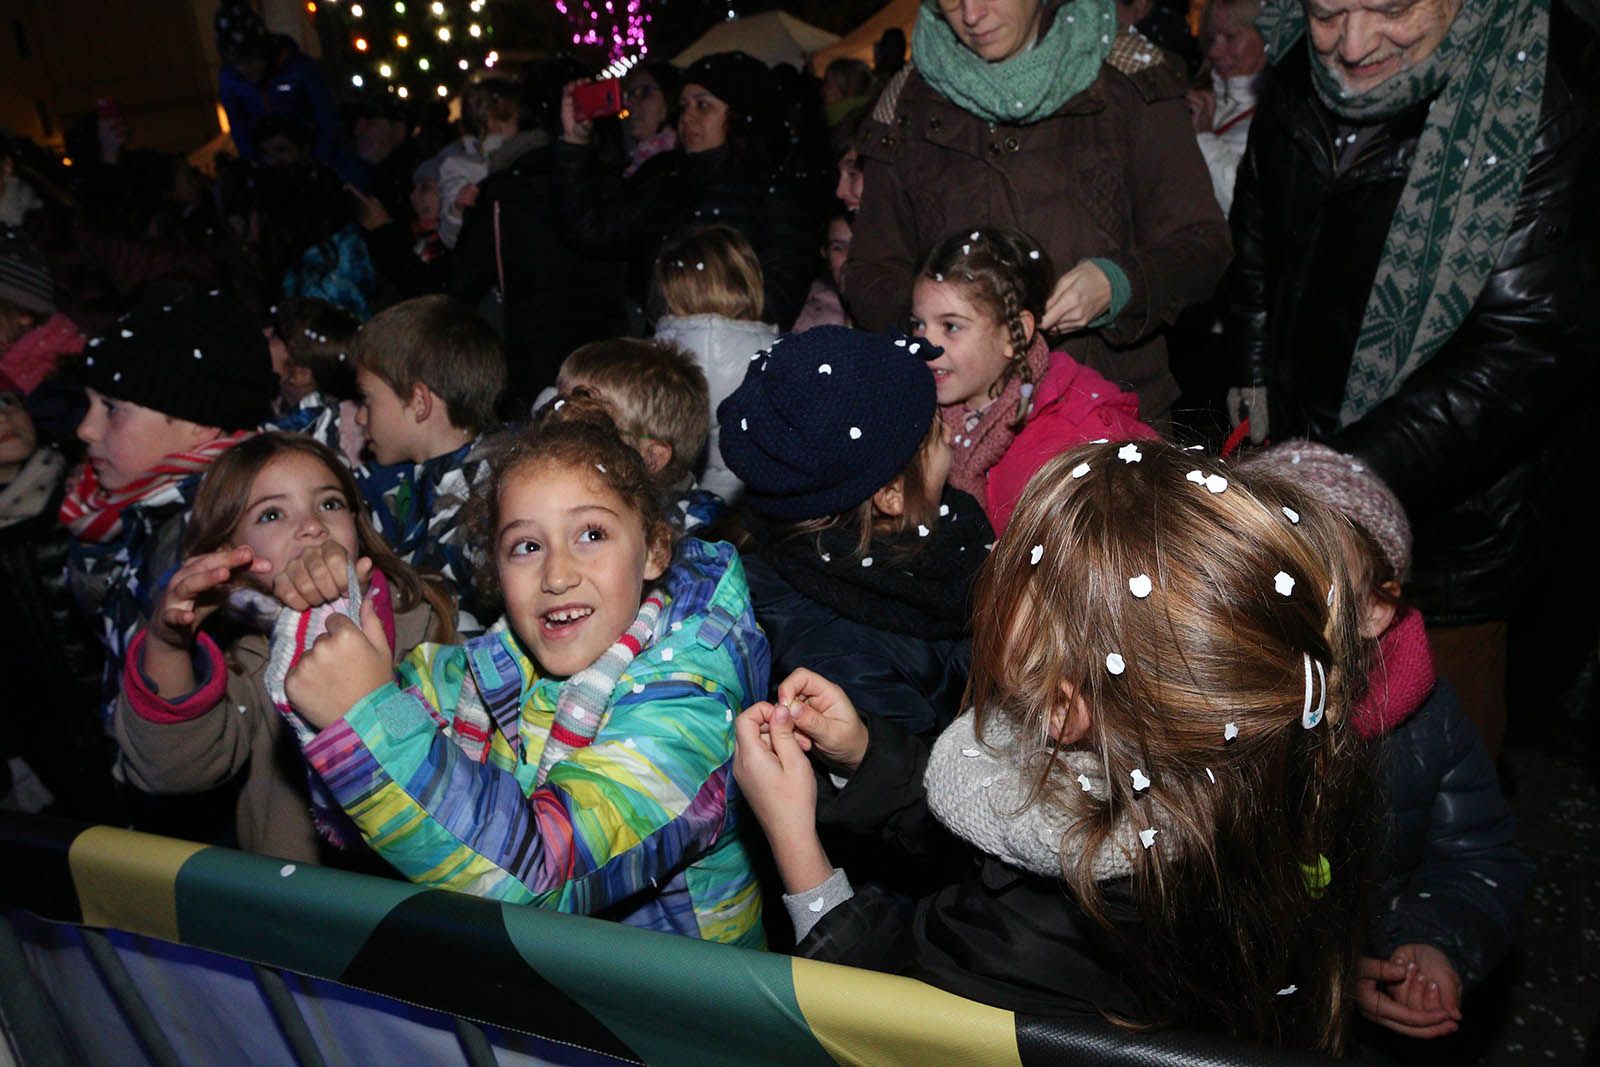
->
<box><xmin>1128</xmin><ymin>574</ymin><xmax>1152</xmax><ymax>598</ymax></box>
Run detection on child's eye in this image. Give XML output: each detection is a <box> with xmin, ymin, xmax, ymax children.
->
<box><xmin>508</xmin><ymin>539</ymin><xmax>541</xmax><ymax>557</ymax></box>
<box><xmin>578</xmin><ymin>525</ymin><xmax>607</xmax><ymax>544</ymax></box>
<box><xmin>942</xmin><ymin>321</ymin><xmax>961</xmax><ymax>334</ymax></box>
<box><xmin>256</xmin><ymin>507</ymin><xmax>283</xmax><ymax>524</ymax></box>
<box><xmin>319</xmin><ymin>496</ymin><xmax>347</xmax><ymax>512</ymax></box>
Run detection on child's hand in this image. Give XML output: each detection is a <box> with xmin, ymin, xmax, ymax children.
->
<box><xmin>1041</xmin><ymin>261</ymin><xmax>1113</xmax><ymax>333</ymax></box>
<box><xmin>284</xmin><ymin>596</ymin><xmax>394</xmax><ymax>729</ymax></box>
<box><xmin>274</xmin><ymin>543</ymin><xmax>373</xmax><ymax>612</ymax></box>
<box><xmin>732</xmin><ymin>703</ymin><xmax>833</xmax><ymax>894</ymax></box>
<box><xmin>772</xmin><ymin>668</ymin><xmax>871</xmax><ymax>774</ymax></box>
<box><xmin>1354</xmin><ymin>945</ymin><xmax>1462</xmax><ymax>1039</ymax></box>
<box><xmin>151</xmin><ymin>546</ymin><xmax>272</xmax><ymax>649</ymax></box>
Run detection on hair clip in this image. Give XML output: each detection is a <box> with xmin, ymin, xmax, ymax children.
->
<box><xmin>1301</xmin><ymin>652</ymin><xmax>1327</xmax><ymax>729</ymax></box>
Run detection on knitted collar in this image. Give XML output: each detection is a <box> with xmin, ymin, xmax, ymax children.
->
<box><xmin>1256</xmin><ymin>0</ymin><xmax>1550</xmax><ymax>426</ymax></box>
<box><xmin>911</xmin><ymin>0</ymin><xmax>1117</xmax><ymax>125</ymax></box>
<box><xmin>924</xmin><ymin>709</ymin><xmax>1151</xmax><ymax>882</ymax></box>
<box><xmin>0</xmin><ymin>447</ymin><xmax>63</xmax><ymax>528</ymax></box>
<box><xmin>749</xmin><ymin>487</ymin><xmax>994</xmax><ymax>641</ymax></box>
<box><xmin>941</xmin><ymin>334</ymin><xmax>1051</xmax><ymax>502</ymax></box>
<box><xmin>1351</xmin><ymin>608</ymin><xmax>1437</xmax><ymax>740</ymax></box>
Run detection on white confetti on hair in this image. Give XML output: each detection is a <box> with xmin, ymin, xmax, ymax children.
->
<box><xmin>1105</xmin><ymin>652</ymin><xmax>1126</xmax><ymax>676</ymax></box>
<box><xmin>1029</xmin><ymin>544</ymin><xmax>1044</xmax><ymax>566</ymax></box>
<box><xmin>1273</xmin><ymin>571</ymin><xmax>1296</xmax><ymax>596</ymax></box>
<box><xmin>1128</xmin><ymin>574</ymin><xmax>1152</xmax><ymax>598</ymax></box>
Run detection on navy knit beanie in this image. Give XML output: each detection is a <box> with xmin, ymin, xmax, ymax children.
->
<box><xmin>717</xmin><ymin>325</ymin><xmax>937</xmax><ymax>520</ymax></box>
<box><xmin>80</xmin><ymin>290</ymin><xmax>276</xmax><ymax>431</ymax></box>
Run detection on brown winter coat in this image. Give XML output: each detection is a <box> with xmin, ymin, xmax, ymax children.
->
<box><xmin>114</xmin><ymin>599</ymin><xmax>441</xmax><ymax>864</ymax></box>
<box><xmin>845</xmin><ymin>40</ymin><xmax>1232</xmax><ymax>421</ymax></box>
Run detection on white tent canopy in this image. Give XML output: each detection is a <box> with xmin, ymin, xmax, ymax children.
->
<box><xmin>672</xmin><ymin>11</ymin><xmax>840</xmax><ymax>71</ymax></box>
<box><xmin>809</xmin><ymin>0</ymin><xmax>916</xmax><ymax>75</ymax></box>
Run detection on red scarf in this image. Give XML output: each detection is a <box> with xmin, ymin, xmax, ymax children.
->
<box><xmin>59</xmin><ymin>431</ymin><xmax>251</xmax><ymax>543</ymax></box>
<box><xmin>941</xmin><ymin>334</ymin><xmax>1051</xmax><ymax>502</ymax></box>
<box><xmin>1352</xmin><ymin>608</ymin><xmax>1437</xmax><ymax>739</ymax></box>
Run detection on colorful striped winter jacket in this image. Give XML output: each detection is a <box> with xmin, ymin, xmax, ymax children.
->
<box><xmin>301</xmin><ymin>539</ymin><xmax>769</xmax><ymax>946</ymax></box>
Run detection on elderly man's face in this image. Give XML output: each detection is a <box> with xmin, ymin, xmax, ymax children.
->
<box><xmin>1306</xmin><ymin>0</ymin><xmax>1463</xmax><ymax>95</ymax></box>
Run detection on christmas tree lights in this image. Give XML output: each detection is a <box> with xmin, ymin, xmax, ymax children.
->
<box><xmin>553</xmin><ymin>0</ymin><xmax>649</xmax><ymax>63</ymax></box>
<box><xmin>313</xmin><ymin>0</ymin><xmax>501</xmax><ymax>100</ymax></box>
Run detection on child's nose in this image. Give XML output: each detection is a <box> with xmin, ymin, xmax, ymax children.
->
<box><xmin>541</xmin><ymin>546</ymin><xmax>579</xmax><ymax>593</ymax></box>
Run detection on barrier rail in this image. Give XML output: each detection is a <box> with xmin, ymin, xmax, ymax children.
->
<box><xmin>0</xmin><ymin>813</ymin><xmax>1362</xmax><ymax>1066</ymax></box>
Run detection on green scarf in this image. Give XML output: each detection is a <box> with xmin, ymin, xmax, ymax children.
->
<box><xmin>912</xmin><ymin>0</ymin><xmax>1116</xmax><ymax>126</ymax></box>
<box><xmin>1255</xmin><ymin>0</ymin><xmax>1549</xmax><ymax>427</ymax></box>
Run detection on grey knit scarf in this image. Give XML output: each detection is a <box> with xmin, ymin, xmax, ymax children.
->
<box><xmin>1255</xmin><ymin>0</ymin><xmax>1550</xmax><ymax>426</ymax></box>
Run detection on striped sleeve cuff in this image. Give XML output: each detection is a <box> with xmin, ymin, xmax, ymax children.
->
<box><xmin>122</xmin><ymin>630</ymin><xmax>228</xmax><ymax>724</ymax></box>
<box><xmin>783</xmin><ymin>868</ymin><xmax>854</xmax><ymax>943</ymax></box>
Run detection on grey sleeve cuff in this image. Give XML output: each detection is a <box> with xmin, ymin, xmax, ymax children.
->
<box><xmin>782</xmin><ymin>867</ymin><xmax>854</xmax><ymax>943</ymax></box>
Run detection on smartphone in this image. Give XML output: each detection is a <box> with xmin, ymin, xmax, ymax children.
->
<box><xmin>572</xmin><ymin>78</ymin><xmax>624</xmax><ymax>123</ymax></box>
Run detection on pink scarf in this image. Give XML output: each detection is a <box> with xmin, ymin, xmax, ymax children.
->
<box><xmin>624</xmin><ymin>128</ymin><xmax>678</xmax><ymax>178</ymax></box>
<box><xmin>1352</xmin><ymin>608</ymin><xmax>1437</xmax><ymax>739</ymax></box>
<box><xmin>941</xmin><ymin>334</ymin><xmax>1050</xmax><ymax>502</ymax></box>
<box><xmin>59</xmin><ymin>431</ymin><xmax>250</xmax><ymax>543</ymax></box>
<box><xmin>0</xmin><ymin>313</ymin><xmax>84</xmax><ymax>396</ymax></box>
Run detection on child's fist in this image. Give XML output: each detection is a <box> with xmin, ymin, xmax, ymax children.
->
<box><xmin>274</xmin><ymin>543</ymin><xmax>372</xmax><ymax>612</ymax></box>
<box><xmin>284</xmin><ymin>597</ymin><xmax>394</xmax><ymax>729</ymax></box>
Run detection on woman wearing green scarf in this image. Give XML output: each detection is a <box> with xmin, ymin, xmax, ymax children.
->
<box><xmin>1223</xmin><ymin>0</ymin><xmax>1599</xmax><ymax>822</ymax></box>
<box><xmin>846</xmin><ymin>0</ymin><xmax>1232</xmax><ymax>423</ymax></box>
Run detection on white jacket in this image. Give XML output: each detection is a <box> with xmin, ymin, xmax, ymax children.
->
<box><xmin>653</xmin><ymin>314</ymin><xmax>779</xmax><ymax>505</ymax></box>
<box><xmin>1195</xmin><ymin>71</ymin><xmax>1261</xmax><ymax>216</ymax></box>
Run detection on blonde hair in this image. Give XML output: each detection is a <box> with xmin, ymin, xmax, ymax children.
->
<box><xmin>968</xmin><ymin>441</ymin><xmax>1373</xmax><ymax>1053</ymax></box>
<box><xmin>556</xmin><ymin>338</ymin><xmax>710</xmax><ymax>488</ymax></box>
<box><xmin>655</xmin><ymin>225</ymin><xmax>765</xmax><ymax>321</ymax></box>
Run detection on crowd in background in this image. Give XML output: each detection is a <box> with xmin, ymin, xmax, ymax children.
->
<box><xmin>0</xmin><ymin>0</ymin><xmax>1596</xmax><ymax>1057</ymax></box>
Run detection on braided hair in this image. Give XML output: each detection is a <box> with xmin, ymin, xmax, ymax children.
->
<box><xmin>916</xmin><ymin>227</ymin><xmax>1055</xmax><ymax>429</ymax></box>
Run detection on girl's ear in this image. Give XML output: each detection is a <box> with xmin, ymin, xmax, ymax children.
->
<box><xmin>1360</xmin><ymin>581</ymin><xmax>1402</xmax><ymax>640</ymax></box>
<box><xmin>643</xmin><ymin>523</ymin><xmax>672</xmax><ymax>582</ymax></box>
<box><xmin>871</xmin><ymin>477</ymin><xmax>906</xmax><ymax>518</ymax></box>
<box><xmin>1012</xmin><ymin>308</ymin><xmax>1037</xmax><ymax>357</ymax></box>
<box><xmin>1048</xmin><ymin>681</ymin><xmax>1092</xmax><ymax>746</ymax></box>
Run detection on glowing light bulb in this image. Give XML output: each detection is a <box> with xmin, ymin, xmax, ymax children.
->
<box><xmin>350</xmin><ymin>2</ymin><xmax>362</xmax><ymax>14</ymax></box>
<box><xmin>378</xmin><ymin>62</ymin><xmax>393</xmax><ymax>77</ymax></box>
<box><xmin>393</xmin><ymin>1</ymin><xmax>405</xmax><ymax>12</ymax></box>
<box><xmin>436</xmin><ymin>84</ymin><xmax>449</xmax><ymax>97</ymax></box>
<box><xmin>457</xmin><ymin>58</ymin><xmax>469</xmax><ymax>69</ymax></box>
<box><xmin>397</xmin><ymin>85</ymin><xmax>409</xmax><ymax>98</ymax></box>
<box><xmin>468</xmin><ymin>23</ymin><xmax>481</xmax><ymax>37</ymax></box>
<box><xmin>430</xmin><ymin>0</ymin><xmax>443</xmax><ymax>12</ymax></box>
<box><xmin>351</xmin><ymin>73</ymin><xmax>364</xmax><ymax>86</ymax></box>
<box><xmin>418</xmin><ymin>56</ymin><xmax>430</xmax><ymax>70</ymax></box>
<box><xmin>437</xmin><ymin>26</ymin><xmax>450</xmax><ymax>40</ymax></box>
<box><xmin>395</xmin><ymin>32</ymin><xmax>409</xmax><ymax>47</ymax></box>
<box><xmin>354</xmin><ymin>36</ymin><xmax>369</xmax><ymax>50</ymax></box>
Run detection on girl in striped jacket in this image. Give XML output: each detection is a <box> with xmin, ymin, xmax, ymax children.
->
<box><xmin>282</xmin><ymin>398</ymin><xmax>769</xmax><ymax>945</ymax></box>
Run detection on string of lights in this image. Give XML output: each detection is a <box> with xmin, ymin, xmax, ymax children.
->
<box><xmin>309</xmin><ymin>0</ymin><xmax>500</xmax><ymax>101</ymax></box>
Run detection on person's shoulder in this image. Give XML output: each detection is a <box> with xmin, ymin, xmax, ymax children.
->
<box><xmin>664</xmin><ymin>538</ymin><xmax>750</xmax><ymax>611</ymax></box>
<box><xmin>1100</xmin><ymin>30</ymin><xmax>1189</xmax><ymax>104</ymax></box>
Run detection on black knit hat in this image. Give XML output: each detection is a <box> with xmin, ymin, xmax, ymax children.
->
<box><xmin>717</xmin><ymin>326</ymin><xmax>937</xmax><ymax>520</ymax></box>
<box><xmin>80</xmin><ymin>290</ymin><xmax>275</xmax><ymax>431</ymax></box>
<box><xmin>682</xmin><ymin>51</ymin><xmax>775</xmax><ymax>132</ymax></box>
<box><xmin>0</xmin><ymin>228</ymin><xmax>54</xmax><ymax>315</ymax></box>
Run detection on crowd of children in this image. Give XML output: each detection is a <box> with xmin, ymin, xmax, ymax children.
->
<box><xmin>0</xmin><ymin>65</ymin><xmax>1536</xmax><ymax>1058</ymax></box>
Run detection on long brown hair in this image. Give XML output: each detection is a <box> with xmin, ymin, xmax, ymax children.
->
<box><xmin>185</xmin><ymin>432</ymin><xmax>457</xmax><ymax>642</ymax></box>
<box><xmin>968</xmin><ymin>440</ymin><xmax>1374</xmax><ymax>1053</ymax></box>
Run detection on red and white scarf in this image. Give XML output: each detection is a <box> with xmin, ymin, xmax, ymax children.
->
<box><xmin>59</xmin><ymin>431</ymin><xmax>251</xmax><ymax>543</ymax></box>
<box><xmin>940</xmin><ymin>334</ymin><xmax>1050</xmax><ymax>502</ymax></box>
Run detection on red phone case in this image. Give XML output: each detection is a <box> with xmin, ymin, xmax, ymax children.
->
<box><xmin>573</xmin><ymin>79</ymin><xmax>623</xmax><ymax>122</ymax></box>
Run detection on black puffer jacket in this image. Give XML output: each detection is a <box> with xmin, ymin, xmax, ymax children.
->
<box><xmin>0</xmin><ymin>455</ymin><xmax>115</xmax><ymax>820</ymax></box>
<box><xmin>1370</xmin><ymin>681</ymin><xmax>1534</xmax><ymax>986</ymax></box>
<box><xmin>1224</xmin><ymin>6</ymin><xmax>1600</xmax><ymax>624</ymax></box>
<box><xmin>800</xmin><ymin>713</ymin><xmax>1144</xmax><ymax>1020</ymax></box>
<box><xmin>551</xmin><ymin>142</ymin><xmax>816</xmax><ymax>330</ymax></box>
<box><xmin>452</xmin><ymin>142</ymin><xmax>627</xmax><ymax>401</ymax></box>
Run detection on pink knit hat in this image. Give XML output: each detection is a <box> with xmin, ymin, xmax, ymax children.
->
<box><xmin>1239</xmin><ymin>440</ymin><xmax>1412</xmax><ymax>582</ymax></box>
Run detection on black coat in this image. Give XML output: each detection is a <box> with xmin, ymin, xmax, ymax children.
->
<box><xmin>799</xmin><ymin>714</ymin><xmax>1144</xmax><ymax>1020</ymax></box>
<box><xmin>1224</xmin><ymin>7</ymin><xmax>1600</xmax><ymax>624</ymax></box>
<box><xmin>742</xmin><ymin>555</ymin><xmax>972</xmax><ymax>738</ymax></box>
<box><xmin>551</xmin><ymin>142</ymin><xmax>816</xmax><ymax>330</ymax></box>
<box><xmin>452</xmin><ymin>142</ymin><xmax>628</xmax><ymax>402</ymax></box>
<box><xmin>1370</xmin><ymin>681</ymin><xmax>1534</xmax><ymax>986</ymax></box>
<box><xmin>0</xmin><ymin>463</ymin><xmax>115</xmax><ymax>820</ymax></box>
